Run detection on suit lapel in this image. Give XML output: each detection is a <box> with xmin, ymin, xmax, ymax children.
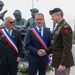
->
<box><xmin>43</xmin><ymin>27</ymin><xmax>46</xmax><ymax>38</ymax></box>
<box><xmin>11</xmin><ymin>29</ymin><xmax>15</xmax><ymax>38</ymax></box>
<box><xmin>43</xmin><ymin>27</ymin><xmax>50</xmax><ymax>40</ymax></box>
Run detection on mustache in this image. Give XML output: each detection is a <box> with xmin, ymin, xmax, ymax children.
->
<box><xmin>37</xmin><ymin>22</ymin><xmax>42</xmax><ymax>24</ymax></box>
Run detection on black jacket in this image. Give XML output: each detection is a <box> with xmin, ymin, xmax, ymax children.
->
<box><xmin>0</xmin><ymin>29</ymin><xmax>22</xmax><ymax>65</ymax></box>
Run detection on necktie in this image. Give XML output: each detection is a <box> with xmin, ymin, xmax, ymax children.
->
<box><xmin>52</xmin><ymin>23</ymin><xmax>56</xmax><ymax>37</ymax></box>
<box><xmin>8</xmin><ymin>30</ymin><xmax>11</xmax><ymax>36</ymax></box>
<box><xmin>39</xmin><ymin>28</ymin><xmax>41</xmax><ymax>35</ymax></box>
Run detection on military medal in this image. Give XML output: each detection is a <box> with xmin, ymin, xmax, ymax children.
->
<box><xmin>55</xmin><ymin>27</ymin><xmax>61</xmax><ymax>34</ymax></box>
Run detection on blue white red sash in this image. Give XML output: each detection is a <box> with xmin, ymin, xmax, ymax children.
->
<box><xmin>31</xmin><ymin>27</ymin><xmax>52</xmax><ymax>72</ymax></box>
<box><xmin>0</xmin><ymin>28</ymin><xmax>18</xmax><ymax>53</ymax></box>
<box><xmin>31</xmin><ymin>27</ymin><xmax>47</xmax><ymax>49</ymax></box>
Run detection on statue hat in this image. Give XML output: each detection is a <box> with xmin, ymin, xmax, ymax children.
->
<box><xmin>30</xmin><ymin>8</ymin><xmax>39</xmax><ymax>13</ymax></box>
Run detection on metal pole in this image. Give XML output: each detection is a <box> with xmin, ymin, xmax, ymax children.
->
<box><xmin>32</xmin><ymin>0</ymin><xmax>34</xmax><ymax>8</ymax></box>
<box><xmin>74</xmin><ymin>20</ymin><xmax>75</xmax><ymax>32</ymax></box>
<box><xmin>74</xmin><ymin>20</ymin><xmax>75</xmax><ymax>39</ymax></box>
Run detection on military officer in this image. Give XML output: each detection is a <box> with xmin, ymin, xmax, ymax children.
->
<box><xmin>41</xmin><ymin>8</ymin><xmax>74</xmax><ymax>75</ymax></box>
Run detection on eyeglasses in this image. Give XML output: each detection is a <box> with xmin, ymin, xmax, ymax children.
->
<box><xmin>9</xmin><ymin>21</ymin><xmax>14</xmax><ymax>24</ymax></box>
<box><xmin>35</xmin><ymin>19</ymin><xmax>43</xmax><ymax>21</ymax></box>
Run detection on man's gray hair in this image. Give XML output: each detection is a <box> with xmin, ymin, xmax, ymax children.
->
<box><xmin>35</xmin><ymin>13</ymin><xmax>44</xmax><ymax>19</ymax></box>
<box><xmin>4</xmin><ymin>19</ymin><xmax>7</xmax><ymax>23</ymax></box>
<box><xmin>55</xmin><ymin>11</ymin><xmax>63</xmax><ymax>17</ymax></box>
<box><xmin>4</xmin><ymin>16</ymin><xmax>12</xmax><ymax>24</ymax></box>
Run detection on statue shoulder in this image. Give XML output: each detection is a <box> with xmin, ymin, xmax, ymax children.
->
<box><xmin>26</xmin><ymin>17</ymin><xmax>33</xmax><ymax>23</ymax></box>
<box><xmin>22</xmin><ymin>18</ymin><xmax>26</xmax><ymax>22</ymax></box>
<box><xmin>27</xmin><ymin>17</ymin><xmax>32</xmax><ymax>21</ymax></box>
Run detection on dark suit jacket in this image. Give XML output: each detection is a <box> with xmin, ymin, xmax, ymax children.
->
<box><xmin>25</xmin><ymin>27</ymin><xmax>51</xmax><ymax>63</ymax></box>
<box><xmin>0</xmin><ymin>29</ymin><xmax>22</xmax><ymax>65</ymax></box>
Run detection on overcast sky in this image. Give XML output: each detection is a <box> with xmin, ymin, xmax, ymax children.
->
<box><xmin>1</xmin><ymin>0</ymin><xmax>75</xmax><ymax>30</ymax></box>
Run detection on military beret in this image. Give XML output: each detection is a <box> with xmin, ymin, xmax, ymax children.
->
<box><xmin>49</xmin><ymin>8</ymin><xmax>63</xmax><ymax>15</ymax></box>
<box><xmin>30</xmin><ymin>8</ymin><xmax>39</xmax><ymax>13</ymax></box>
<box><xmin>0</xmin><ymin>1</ymin><xmax>4</xmax><ymax>6</ymax></box>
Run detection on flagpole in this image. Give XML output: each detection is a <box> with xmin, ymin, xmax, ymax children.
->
<box><xmin>74</xmin><ymin>20</ymin><xmax>75</xmax><ymax>32</ymax></box>
<box><xmin>32</xmin><ymin>0</ymin><xmax>34</xmax><ymax>8</ymax></box>
<box><xmin>74</xmin><ymin>19</ymin><xmax>75</xmax><ymax>39</ymax></box>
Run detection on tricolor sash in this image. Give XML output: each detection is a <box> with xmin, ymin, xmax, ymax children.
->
<box><xmin>0</xmin><ymin>28</ymin><xmax>18</xmax><ymax>53</ymax></box>
<box><xmin>31</xmin><ymin>27</ymin><xmax>47</xmax><ymax>49</ymax></box>
<box><xmin>31</xmin><ymin>27</ymin><xmax>52</xmax><ymax>72</ymax></box>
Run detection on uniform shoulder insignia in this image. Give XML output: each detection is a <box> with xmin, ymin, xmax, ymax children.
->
<box><xmin>64</xmin><ymin>29</ymin><xmax>68</xmax><ymax>34</ymax></box>
<box><xmin>63</xmin><ymin>22</ymin><xmax>69</xmax><ymax>34</ymax></box>
<box><xmin>63</xmin><ymin>21</ymin><xmax>69</xmax><ymax>28</ymax></box>
<box><xmin>64</xmin><ymin>24</ymin><xmax>69</xmax><ymax>28</ymax></box>
<box><xmin>64</xmin><ymin>24</ymin><xmax>69</xmax><ymax>34</ymax></box>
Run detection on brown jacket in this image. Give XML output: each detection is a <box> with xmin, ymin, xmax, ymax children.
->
<box><xmin>46</xmin><ymin>19</ymin><xmax>74</xmax><ymax>68</ymax></box>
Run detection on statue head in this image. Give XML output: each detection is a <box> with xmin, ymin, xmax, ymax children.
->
<box><xmin>13</xmin><ymin>10</ymin><xmax>21</xmax><ymax>21</ymax></box>
<box><xmin>30</xmin><ymin>8</ymin><xmax>39</xmax><ymax>18</ymax></box>
<box><xmin>0</xmin><ymin>1</ymin><xmax>4</xmax><ymax>11</ymax></box>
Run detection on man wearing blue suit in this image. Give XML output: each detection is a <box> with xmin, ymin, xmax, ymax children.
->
<box><xmin>25</xmin><ymin>13</ymin><xmax>52</xmax><ymax>75</ymax></box>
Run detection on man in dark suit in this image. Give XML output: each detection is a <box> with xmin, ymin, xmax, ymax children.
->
<box><xmin>0</xmin><ymin>16</ymin><xmax>22</xmax><ymax>75</ymax></box>
<box><xmin>25</xmin><ymin>13</ymin><xmax>52</xmax><ymax>75</ymax></box>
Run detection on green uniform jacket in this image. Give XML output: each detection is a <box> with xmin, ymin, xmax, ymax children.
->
<box><xmin>46</xmin><ymin>19</ymin><xmax>74</xmax><ymax>68</ymax></box>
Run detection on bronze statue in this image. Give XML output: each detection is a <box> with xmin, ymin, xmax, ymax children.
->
<box><xmin>0</xmin><ymin>1</ymin><xmax>4</xmax><ymax>11</ymax></box>
<box><xmin>25</xmin><ymin>8</ymin><xmax>46</xmax><ymax>29</ymax></box>
<box><xmin>13</xmin><ymin>10</ymin><xmax>26</xmax><ymax>29</ymax></box>
<box><xmin>13</xmin><ymin>10</ymin><xmax>28</xmax><ymax>60</ymax></box>
<box><xmin>0</xmin><ymin>1</ymin><xmax>7</xmax><ymax>21</ymax></box>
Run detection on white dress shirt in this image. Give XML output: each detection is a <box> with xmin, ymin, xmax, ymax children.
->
<box><xmin>6</xmin><ymin>28</ymin><xmax>12</xmax><ymax>36</ymax></box>
<box><xmin>36</xmin><ymin>26</ymin><xmax>43</xmax><ymax>36</ymax></box>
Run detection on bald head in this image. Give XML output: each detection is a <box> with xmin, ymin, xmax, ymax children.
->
<box><xmin>4</xmin><ymin>17</ymin><xmax>14</xmax><ymax>23</ymax></box>
<box><xmin>4</xmin><ymin>17</ymin><xmax>14</xmax><ymax>30</ymax></box>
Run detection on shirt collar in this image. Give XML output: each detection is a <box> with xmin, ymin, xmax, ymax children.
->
<box><xmin>6</xmin><ymin>28</ymin><xmax>12</xmax><ymax>33</ymax></box>
<box><xmin>36</xmin><ymin>26</ymin><xmax>43</xmax><ymax>31</ymax></box>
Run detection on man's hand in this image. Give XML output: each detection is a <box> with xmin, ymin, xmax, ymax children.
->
<box><xmin>37</xmin><ymin>49</ymin><xmax>46</xmax><ymax>56</ymax></box>
<box><xmin>57</xmin><ymin>65</ymin><xmax>66</xmax><ymax>71</ymax></box>
<box><xmin>17</xmin><ymin>57</ymin><xmax>21</xmax><ymax>62</ymax></box>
